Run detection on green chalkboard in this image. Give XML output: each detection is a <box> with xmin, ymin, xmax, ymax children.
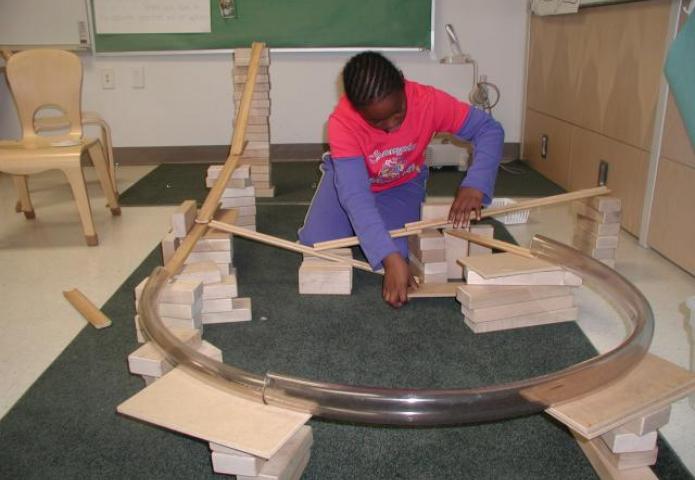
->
<box><xmin>93</xmin><ymin>0</ymin><xmax>432</xmax><ymax>52</ymax></box>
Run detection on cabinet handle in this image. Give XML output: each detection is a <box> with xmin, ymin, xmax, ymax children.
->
<box><xmin>541</xmin><ymin>134</ymin><xmax>549</xmax><ymax>159</ymax></box>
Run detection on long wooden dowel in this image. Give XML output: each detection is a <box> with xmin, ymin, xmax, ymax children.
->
<box><xmin>63</xmin><ymin>288</ymin><xmax>112</xmax><ymax>329</ymax></box>
<box><xmin>313</xmin><ymin>228</ymin><xmax>422</xmax><ymax>252</ymax></box>
<box><xmin>404</xmin><ymin>186</ymin><xmax>611</xmax><ymax>231</ymax></box>
<box><xmin>209</xmin><ymin>220</ymin><xmax>382</xmax><ymax>275</ymax></box>
<box><xmin>446</xmin><ymin>230</ymin><xmax>535</xmax><ymax>259</ymax></box>
<box><xmin>164</xmin><ymin>42</ymin><xmax>265</xmax><ymax>275</ymax></box>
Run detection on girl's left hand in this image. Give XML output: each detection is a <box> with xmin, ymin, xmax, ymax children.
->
<box><xmin>449</xmin><ymin>187</ymin><xmax>483</xmax><ymax>228</ymax></box>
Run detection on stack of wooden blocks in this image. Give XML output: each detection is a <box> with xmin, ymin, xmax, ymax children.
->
<box><xmin>298</xmin><ymin>248</ymin><xmax>353</xmax><ymax>295</ymax></box>
<box><xmin>443</xmin><ymin>224</ymin><xmax>494</xmax><ymax>280</ymax></box>
<box><xmin>590</xmin><ymin>406</ymin><xmax>670</xmax><ymax>471</ymax></box>
<box><xmin>233</xmin><ymin>47</ymin><xmax>275</xmax><ymax>197</ymax></box>
<box><xmin>210</xmin><ymin>426</ymin><xmax>313</xmax><ymax>480</ymax></box>
<box><xmin>571</xmin><ymin>196</ymin><xmax>622</xmax><ymax>268</ymax></box>
<box><xmin>408</xmin><ymin>230</ymin><xmax>447</xmax><ymax>284</ymax></box>
<box><xmin>206</xmin><ymin>165</ymin><xmax>258</xmax><ymax>230</ymax></box>
<box><xmin>456</xmin><ymin>253</ymin><xmax>582</xmax><ymax>333</ymax></box>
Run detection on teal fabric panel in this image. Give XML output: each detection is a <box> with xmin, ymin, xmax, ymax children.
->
<box><xmin>665</xmin><ymin>11</ymin><xmax>695</xmax><ymax>148</ymax></box>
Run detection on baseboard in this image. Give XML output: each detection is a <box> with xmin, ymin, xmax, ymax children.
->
<box><xmin>114</xmin><ymin>143</ymin><xmax>519</xmax><ymax>166</ymax></box>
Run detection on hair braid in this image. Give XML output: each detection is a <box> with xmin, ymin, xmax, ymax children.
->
<box><xmin>343</xmin><ymin>51</ymin><xmax>404</xmax><ymax>108</ymax></box>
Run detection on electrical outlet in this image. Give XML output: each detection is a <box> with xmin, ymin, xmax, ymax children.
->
<box><xmin>101</xmin><ymin>68</ymin><xmax>115</xmax><ymax>89</ymax></box>
<box><xmin>131</xmin><ymin>66</ymin><xmax>145</xmax><ymax>89</ymax></box>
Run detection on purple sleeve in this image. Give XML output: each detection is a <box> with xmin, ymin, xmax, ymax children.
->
<box><xmin>455</xmin><ymin>107</ymin><xmax>505</xmax><ymax>205</ymax></box>
<box><xmin>332</xmin><ymin>156</ymin><xmax>400</xmax><ymax>270</ymax></box>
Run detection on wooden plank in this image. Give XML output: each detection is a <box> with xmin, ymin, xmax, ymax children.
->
<box><xmin>63</xmin><ymin>288</ymin><xmax>112</xmax><ymax>329</ymax></box>
<box><xmin>117</xmin><ymin>367</ymin><xmax>309</xmax><ymax>459</ymax></box>
<box><xmin>407</xmin><ymin>282</ymin><xmax>465</xmax><ymax>298</ymax></box>
<box><xmin>464</xmin><ymin>268</ymin><xmax>581</xmax><ymax>286</ymax></box>
<box><xmin>464</xmin><ymin>307</ymin><xmax>578</xmax><ymax>333</ymax></box>
<box><xmin>573</xmin><ymin>432</ymin><xmax>658</xmax><ymax>480</ymax></box>
<box><xmin>546</xmin><ymin>354</ymin><xmax>695</xmax><ymax>439</ymax></box>
<box><xmin>461</xmin><ymin>295</ymin><xmax>575</xmax><ymax>323</ymax></box>
<box><xmin>458</xmin><ymin>252</ymin><xmax>560</xmax><ymax>279</ymax></box>
<box><xmin>456</xmin><ymin>284</ymin><xmax>572</xmax><ymax>310</ymax></box>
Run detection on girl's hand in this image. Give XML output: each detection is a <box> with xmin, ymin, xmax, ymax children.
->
<box><xmin>449</xmin><ymin>187</ymin><xmax>483</xmax><ymax>228</ymax></box>
<box><xmin>382</xmin><ymin>253</ymin><xmax>415</xmax><ymax>308</ymax></box>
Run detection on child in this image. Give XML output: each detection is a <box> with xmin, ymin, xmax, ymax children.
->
<box><xmin>298</xmin><ymin>51</ymin><xmax>504</xmax><ymax>308</ymax></box>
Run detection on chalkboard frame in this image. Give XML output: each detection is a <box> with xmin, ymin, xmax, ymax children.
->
<box><xmin>92</xmin><ymin>0</ymin><xmax>433</xmax><ymax>53</ymax></box>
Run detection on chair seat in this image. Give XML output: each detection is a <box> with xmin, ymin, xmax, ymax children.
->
<box><xmin>0</xmin><ymin>137</ymin><xmax>99</xmax><ymax>174</ymax></box>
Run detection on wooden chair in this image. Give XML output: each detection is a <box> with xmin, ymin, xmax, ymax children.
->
<box><xmin>0</xmin><ymin>49</ymin><xmax>120</xmax><ymax>246</ymax></box>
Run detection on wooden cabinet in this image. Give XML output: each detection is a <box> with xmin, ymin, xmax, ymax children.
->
<box><xmin>523</xmin><ymin>109</ymin><xmax>573</xmax><ymax>189</ymax></box>
<box><xmin>523</xmin><ymin>0</ymin><xmax>671</xmax><ymax>235</ymax></box>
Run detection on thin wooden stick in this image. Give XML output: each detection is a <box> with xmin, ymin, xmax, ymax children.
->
<box><xmin>312</xmin><ymin>228</ymin><xmax>422</xmax><ymax>251</ymax></box>
<box><xmin>164</xmin><ymin>42</ymin><xmax>265</xmax><ymax>275</ymax></box>
<box><xmin>404</xmin><ymin>186</ymin><xmax>611</xmax><ymax>231</ymax></box>
<box><xmin>446</xmin><ymin>229</ymin><xmax>535</xmax><ymax>259</ymax></box>
<box><xmin>209</xmin><ymin>220</ymin><xmax>382</xmax><ymax>275</ymax></box>
<box><xmin>63</xmin><ymin>288</ymin><xmax>112</xmax><ymax>329</ymax></box>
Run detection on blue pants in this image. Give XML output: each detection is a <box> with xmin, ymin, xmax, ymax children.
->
<box><xmin>298</xmin><ymin>155</ymin><xmax>427</xmax><ymax>261</ymax></box>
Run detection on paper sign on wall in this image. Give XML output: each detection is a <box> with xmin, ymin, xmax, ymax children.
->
<box><xmin>94</xmin><ymin>0</ymin><xmax>211</xmax><ymax>34</ymax></box>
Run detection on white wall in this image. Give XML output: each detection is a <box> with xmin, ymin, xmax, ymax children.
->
<box><xmin>0</xmin><ymin>0</ymin><xmax>529</xmax><ymax>147</ymax></box>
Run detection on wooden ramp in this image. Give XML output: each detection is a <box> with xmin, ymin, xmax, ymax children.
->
<box><xmin>117</xmin><ymin>367</ymin><xmax>310</xmax><ymax>459</ymax></box>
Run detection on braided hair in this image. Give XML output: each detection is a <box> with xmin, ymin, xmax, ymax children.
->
<box><xmin>342</xmin><ymin>51</ymin><xmax>405</xmax><ymax>108</ymax></box>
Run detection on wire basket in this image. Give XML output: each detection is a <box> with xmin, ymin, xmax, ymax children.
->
<box><xmin>488</xmin><ymin>197</ymin><xmax>529</xmax><ymax>225</ymax></box>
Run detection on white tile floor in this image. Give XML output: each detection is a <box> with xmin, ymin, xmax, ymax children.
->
<box><xmin>0</xmin><ymin>168</ymin><xmax>693</xmax><ymax>474</ymax></box>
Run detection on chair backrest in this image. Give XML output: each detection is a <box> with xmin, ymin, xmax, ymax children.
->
<box><xmin>6</xmin><ymin>49</ymin><xmax>83</xmax><ymax>142</ymax></box>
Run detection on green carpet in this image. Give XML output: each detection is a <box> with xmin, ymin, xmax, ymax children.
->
<box><xmin>0</xmin><ymin>205</ymin><xmax>691</xmax><ymax>479</ymax></box>
<box><xmin>118</xmin><ymin>160</ymin><xmax>565</xmax><ymax>206</ymax></box>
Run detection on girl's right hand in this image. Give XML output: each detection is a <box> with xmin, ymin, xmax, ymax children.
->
<box><xmin>382</xmin><ymin>253</ymin><xmax>416</xmax><ymax>308</ymax></box>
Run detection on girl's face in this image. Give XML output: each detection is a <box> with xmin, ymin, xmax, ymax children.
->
<box><xmin>357</xmin><ymin>89</ymin><xmax>407</xmax><ymax>133</ymax></box>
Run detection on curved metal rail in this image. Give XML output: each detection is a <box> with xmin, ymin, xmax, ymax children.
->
<box><xmin>138</xmin><ymin>235</ymin><xmax>653</xmax><ymax>426</ymax></box>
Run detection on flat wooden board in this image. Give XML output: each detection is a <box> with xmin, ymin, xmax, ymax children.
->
<box><xmin>117</xmin><ymin>367</ymin><xmax>310</xmax><ymax>459</ymax></box>
<box><xmin>456</xmin><ymin>284</ymin><xmax>572</xmax><ymax>309</ymax></box>
<box><xmin>407</xmin><ymin>282</ymin><xmax>465</xmax><ymax>298</ymax></box>
<box><xmin>546</xmin><ymin>354</ymin><xmax>695</xmax><ymax>439</ymax></box>
<box><xmin>458</xmin><ymin>252</ymin><xmax>560</xmax><ymax>279</ymax></box>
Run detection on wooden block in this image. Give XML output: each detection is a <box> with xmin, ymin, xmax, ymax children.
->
<box><xmin>247</xmin><ymin>132</ymin><xmax>271</xmax><ymax>142</ymax></box>
<box><xmin>232</xmin><ymin>65</ymin><xmax>269</xmax><ymax>75</ymax></box>
<box><xmin>464</xmin><ymin>268</ymin><xmax>582</xmax><ymax>286</ymax></box>
<box><xmin>574</xmin><ymin>433</ymin><xmax>658</xmax><ymax>480</ymax></box>
<box><xmin>211</xmin><ymin>442</ymin><xmax>266</xmax><ymax>476</ymax></box>
<box><xmin>203</xmin><ymin>298</ymin><xmax>234</xmax><ymax>313</ymax></box>
<box><xmin>63</xmin><ymin>288</ymin><xmax>112</xmax><ymax>329</ymax></box>
<box><xmin>408</xmin><ymin>258</ymin><xmax>448</xmax><ymax>284</ymax></box>
<box><xmin>583</xmin><ymin>195</ymin><xmax>622</xmax><ymax>213</ymax></box>
<box><xmin>575</xmin><ymin>215</ymin><xmax>622</xmax><ymax>236</ymax></box>
<box><xmin>158</xmin><ymin>298</ymin><xmax>203</xmax><ymax>319</ymax></box>
<box><xmin>202</xmin><ymin>298</ymin><xmax>252</xmax><ymax>323</ymax></box>
<box><xmin>233</xmin><ymin>74</ymin><xmax>270</xmax><ymax>84</ymax></box>
<box><xmin>234</xmin><ymin>107</ymin><xmax>270</xmax><ymax>118</ymax></box>
<box><xmin>234</xmin><ymin>205</ymin><xmax>257</xmax><ymax>217</ymax></box>
<box><xmin>623</xmin><ymin>406</ymin><xmax>671</xmax><ymax>436</ymax></box>
<box><xmin>247</xmin><ymin>115</ymin><xmax>270</xmax><ymax>125</ymax></box>
<box><xmin>242</xmin><ymin>149</ymin><xmax>270</xmax><ymax>160</ymax></box>
<box><xmin>171</xmin><ymin>200</ymin><xmax>197</xmax><ymax>237</ymax></box>
<box><xmin>408</xmin><ymin>229</ymin><xmax>445</xmax><ymax>250</ymax></box>
<box><xmin>234</xmin><ymin>47</ymin><xmax>270</xmax><ymax>60</ymax></box>
<box><xmin>198</xmin><ymin>340</ymin><xmax>223</xmax><ymax>362</ymax></box>
<box><xmin>136</xmin><ymin>278</ymin><xmax>203</xmax><ymax>306</ymax></box>
<box><xmin>256</xmin><ymin>186</ymin><xmax>276</xmax><ymax>198</ymax></box>
<box><xmin>236</xmin><ymin>215</ymin><xmax>257</xmax><ymax>227</ymax></box>
<box><xmin>186</xmin><ymin>250</ymin><xmax>233</xmax><ymax>264</ymax></box>
<box><xmin>194</xmin><ymin>232</ymin><xmax>233</xmax><ymax>252</ymax></box>
<box><xmin>464</xmin><ymin>307</ymin><xmax>578</xmax><ymax>333</ymax></box>
<box><xmin>456</xmin><ymin>284</ymin><xmax>572</xmax><ymax>310</ymax></box>
<box><xmin>237</xmin><ymin>426</ymin><xmax>313</xmax><ymax>480</ymax></box>
<box><xmin>408</xmin><ymin>254</ymin><xmax>446</xmax><ymax>275</ymax></box>
<box><xmin>299</xmin><ymin>258</ymin><xmax>352</xmax><ymax>295</ymax></box>
<box><xmin>407</xmin><ymin>282</ymin><xmax>465</xmax><ymax>298</ymax></box>
<box><xmin>251</xmin><ymin>165</ymin><xmax>271</xmax><ymax>174</ymax></box>
<box><xmin>421</xmin><ymin>198</ymin><xmax>451</xmax><ymax>221</ymax></box>
<box><xmin>601</xmin><ymin>427</ymin><xmax>657</xmax><ymax>454</ymax></box>
<box><xmin>206</xmin><ymin>176</ymin><xmax>251</xmax><ymax>189</ymax></box>
<box><xmin>459</xmin><ymin>252</ymin><xmax>561</xmax><ymax>278</ymax></box>
<box><xmin>221</xmin><ymin>196</ymin><xmax>256</xmax><ymax>208</ymax></box>
<box><xmin>444</xmin><ymin>230</ymin><xmax>468</xmax><ymax>279</ymax></box>
<box><xmin>234</xmin><ymin>91</ymin><xmax>270</xmax><ymax>104</ymax></box>
<box><xmin>602</xmin><ymin>258</ymin><xmax>617</xmax><ymax>268</ymax></box>
<box><xmin>117</xmin><ymin>368</ymin><xmax>310</xmax><ymax>459</ymax></box>
<box><xmin>546</xmin><ymin>354</ymin><xmax>695</xmax><ymax>439</ymax></box>
<box><xmin>409</xmin><ymin>243</ymin><xmax>447</xmax><ymax>263</ymax></box>
<box><xmin>572</xmin><ymin>201</ymin><xmax>622</xmax><ymax>224</ymax></box>
<box><xmin>461</xmin><ymin>295</ymin><xmax>575</xmax><ymax>323</ymax></box>
<box><xmin>203</xmin><ymin>274</ymin><xmax>239</xmax><ymax>300</ymax></box>
<box><xmin>573</xmin><ymin>230</ymin><xmax>620</xmax><ymax>249</ymax></box>
<box><xmin>223</xmin><ymin>186</ymin><xmax>256</xmax><ymax>198</ymax></box>
<box><xmin>245</xmin><ymin>123</ymin><xmax>270</xmax><ymax>134</ymax></box>
<box><xmin>239</xmin><ymin>156</ymin><xmax>271</xmax><ymax>166</ymax></box>
<box><xmin>128</xmin><ymin>329</ymin><xmax>202</xmax><ymax>377</ymax></box>
<box><xmin>468</xmin><ymin>224</ymin><xmax>494</xmax><ymax>256</ymax></box>
<box><xmin>572</xmin><ymin>237</ymin><xmax>617</xmax><ymax>259</ymax></box>
<box><xmin>213</xmin><ymin>262</ymin><xmax>233</xmax><ymax>276</ymax></box>
<box><xmin>178</xmin><ymin>261</ymin><xmax>223</xmax><ymax>285</ymax></box>
<box><xmin>253</xmin><ymin>180</ymin><xmax>272</xmax><ymax>189</ymax></box>
<box><xmin>595</xmin><ymin>439</ymin><xmax>658</xmax><ymax>470</ymax></box>
<box><xmin>161</xmin><ymin>230</ymin><xmax>180</xmax><ymax>263</ymax></box>
<box><xmin>237</xmin><ymin>82</ymin><xmax>270</xmax><ymax>92</ymax></box>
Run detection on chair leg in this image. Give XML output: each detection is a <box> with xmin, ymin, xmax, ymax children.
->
<box><xmin>87</xmin><ymin>142</ymin><xmax>121</xmax><ymax>216</ymax></box>
<box><xmin>63</xmin><ymin>167</ymin><xmax>98</xmax><ymax>246</ymax></box>
<box><xmin>12</xmin><ymin>175</ymin><xmax>35</xmax><ymax>219</ymax></box>
<box><xmin>100</xmin><ymin>122</ymin><xmax>118</xmax><ymax>195</ymax></box>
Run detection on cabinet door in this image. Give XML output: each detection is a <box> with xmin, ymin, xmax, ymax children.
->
<box><xmin>569</xmin><ymin>128</ymin><xmax>648</xmax><ymax>235</ymax></box>
<box><xmin>524</xmin><ymin>109</ymin><xmax>573</xmax><ymax>189</ymax></box>
<box><xmin>648</xmin><ymin>157</ymin><xmax>695</xmax><ymax>275</ymax></box>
